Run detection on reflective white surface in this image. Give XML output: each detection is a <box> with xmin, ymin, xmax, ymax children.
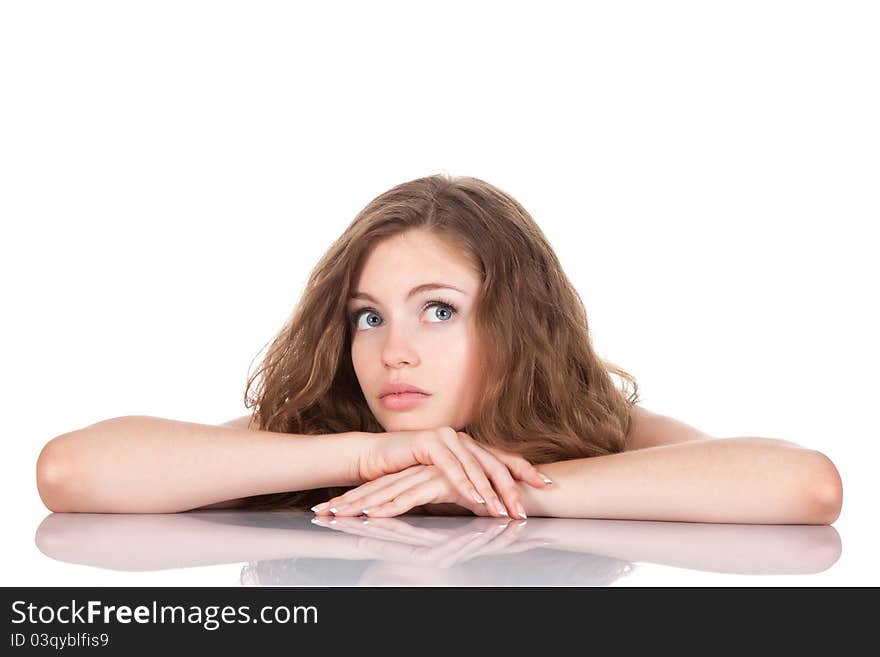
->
<box><xmin>4</xmin><ymin>1</ymin><xmax>878</xmax><ymax>590</ymax></box>
<box><xmin>22</xmin><ymin>510</ymin><xmax>850</xmax><ymax>587</ymax></box>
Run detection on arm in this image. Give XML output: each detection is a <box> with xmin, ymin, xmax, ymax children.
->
<box><xmin>518</xmin><ymin>437</ymin><xmax>843</xmax><ymax>524</ymax></box>
<box><xmin>36</xmin><ymin>415</ymin><xmax>369</xmax><ymax>514</ymax></box>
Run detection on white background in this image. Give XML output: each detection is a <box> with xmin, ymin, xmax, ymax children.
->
<box><xmin>2</xmin><ymin>1</ymin><xmax>877</xmax><ymax>585</ymax></box>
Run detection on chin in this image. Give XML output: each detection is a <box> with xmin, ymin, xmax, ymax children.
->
<box><xmin>382</xmin><ymin>417</ymin><xmax>444</xmax><ymax>432</ymax></box>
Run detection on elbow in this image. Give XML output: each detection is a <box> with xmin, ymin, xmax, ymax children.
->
<box><xmin>803</xmin><ymin>452</ymin><xmax>843</xmax><ymax>525</ymax></box>
<box><xmin>36</xmin><ymin>416</ymin><xmax>138</xmax><ymax>513</ymax></box>
<box><xmin>36</xmin><ymin>435</ymin><xmax>78</xmax><ymax>513</ymax></box>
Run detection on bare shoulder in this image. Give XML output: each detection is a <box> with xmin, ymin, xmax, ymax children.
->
<box><xmin>624</xmin><ymin>404</ymin><xmax>717</xmax><ymax>451</ymax></box>
<box><xmin>219</xmin><ymin>415</ymin><xmax>255</xmax><ymax>430</ymax></box>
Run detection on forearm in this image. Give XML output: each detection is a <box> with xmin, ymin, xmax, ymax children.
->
<box><xmin>37</xmin><ymin>415</ymin><xmax>367</xmax><ymax>513</ymax></box>
<box><xmin>518</xmin><ymin>438</ymin><xmax>843</xmax><ymax>525</ymax></box>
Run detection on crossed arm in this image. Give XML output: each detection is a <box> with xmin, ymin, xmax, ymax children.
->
<box><xmin>321</xmin><ymin>407</ymin><xmax>844</xmax><ymax>525</ymax></box>
<box><xmin>517</xmin><ymin>436</ymin><xmax>842</xmax><ymax>524</ymax></box>
<box><xmin>524</xmin><ymin>405</ymin><xmax>843</xmax><ymax>524</ymax></box>
<box><xmin>38</xmin><ymin>409</ymin><xmax>843</xmax><ymax>524</ymax></box>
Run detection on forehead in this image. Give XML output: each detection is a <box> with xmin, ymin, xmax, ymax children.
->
<box><xmin>356</xmin><ymin>231</ymin><xmax>478</xmax><ymax>285</ymax></box>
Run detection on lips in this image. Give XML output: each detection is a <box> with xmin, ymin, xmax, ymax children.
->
<box><xmin>380</xmin><ymin>390</ymin><xmax>431</xmax><ymax>411</ymax></box>
<box><xmin>379</xmin><ymin>382</ymin><xmax>430</xmax><ymax>398</ymax></box>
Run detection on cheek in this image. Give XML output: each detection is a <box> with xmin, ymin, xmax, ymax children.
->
<box><xmin>350</xmin><ymin>342</ymin><xmax>369</xmax><ymax>383</ymax></box>
<box><xmin>350</xmin><ymin>344</ymin><xmax>360</xmax><ymax>372</ymax></box>
<box><xmin>442</xmin><ymin>334</ymin><xmax>483</xmax><ymax>392</ymax></box>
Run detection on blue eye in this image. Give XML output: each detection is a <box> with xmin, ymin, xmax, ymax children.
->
<box><xmin>349</xmin><ymin>298</ymin><xmax>459</xmax><ymax>331</ymax></box>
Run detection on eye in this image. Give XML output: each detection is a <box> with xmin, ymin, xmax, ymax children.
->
<box><xmin>349</xmin><ymin>298</ymin><xmax>459</xmax><ymax>331</ymax></box>
<box><xmin>425</xmin><ymin>301</ymin><xmax>456</xmax><ymax>323</ymax></box>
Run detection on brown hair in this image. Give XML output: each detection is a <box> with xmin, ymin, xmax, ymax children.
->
<box><xmin>237</xmin><ymin>173</ymin><xmax>640</xmax><ymax>511</ymax></box>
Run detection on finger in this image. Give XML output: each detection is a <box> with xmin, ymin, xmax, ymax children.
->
<box><xmin>426</xmin><ymin>439</ymin><xmax>499</xmax><ymax>515</ymax></box>
<box><xmin>355</xmin><ymin>517</ymin><xmax>450</xmax><ymax>544</ymax></box>
<box><xmin>426</xmin><ymin>529</ymin><xmax>495</xmax><ymax>569</ymax></box>
<box><xmin>329</xmin><ymin>467</ymin><xmax>426</xmax><ymax>514</ymax></box>
<box><xmin>461</xmin><ymin>439</ymin><xmax>527</xmax><ymax>519</ymax></box>
<box><xmin>493</xmin><ymin>539</ymin><xmax>554</xmax><ymax>555</ymax></box>
<box><xmin>324</xmin><ymin>464</ymin><xmax>424</xmax><ymax>509</ymax></box>
<box><xmin>348</xmin><ymin>535</ymin><xmax>420</xmax><ymax>561</ymax></box>
<box><xmin>313</xmin><ymin>516</ymin><xmax>441</xmax><ymax>547</ymax></box>
<box><xmin>308</xmin><ymin>518</ymin><xmax>438</xmax><ymax>561</ymax></box>
<box><xmin>456</xmin><ymin>433</ymin><xmax>530</xmax><ymax>518</ymax></box>
<box><xmin>314</xmin><ymin>465</ymin><xmax>425</xmax><ymax>515</ymax></box>
<box><xmin>361</xmin><ymin>479</ymin><xmax>445</xmax><ymax>518</ymax></box>
<box><xmin>333</xmin><ymin>469</ymin><xmax>435</xmax><ymax>516</ymax></box>
<box><xmin>458</xmin><ymin>520</ymin><xmax>531</xmax><ymax>559</ymax></box>
<box><xmin>432</xmin><ymin>521</ymin><xmax>512</xmax><ymax>568</ymax></box>
<box><xmin>438</xmin><ymin>432</ymin><xmax>515</xmax><ymax>518</ymax></box>
<box><xmin>311</xmin><ymin>516</ymin><xmax>361</xmax><ymax>531</ymax></box>
<box><xmin>487</xmin><ymin>447</ymin><xmax>554</xmax><ymax>489</ymax></box>
<box><xmin>353</xmin><ymin>468</ymin><xmax>437</xmax><ymax>516</ymax></box>
<box><xmin>419</xmin><ymin>528</ymin><xmax>490</xmax><ymax>567</ymax></box>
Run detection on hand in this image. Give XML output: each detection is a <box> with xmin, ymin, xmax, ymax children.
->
<box><xmin>314</xmin><ymin>463</ymin><xmax>528</xmax><ymax>519</ymax></box>
<box><xmin>311</xmin><ymin>515</ymin><xmax>551</xmax><ymax>569</ymax></box>
<box><xmin>352</xmin><ymin>426</ymin><xmax>553</xmax><ymax>518</ymax></box>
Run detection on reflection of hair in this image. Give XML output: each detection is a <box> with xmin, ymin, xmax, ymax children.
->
<box><xmin>237</xmin><ymin>173</ymin><xmax>640</xmax><ymax>512</ymax></box>
<box><xmin>240</xmin><ymin>558</ymin><xmax>373</xmax><ymax>587</ymax></box>
<box><xmin>240</xmin><ymin>551</ymin><xmax>636</xmax><ymax>587</ymax></box>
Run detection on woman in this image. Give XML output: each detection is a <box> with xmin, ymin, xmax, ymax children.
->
<box><xmin>36</xmin><ymin>174</ymin><xmax>843</xmax><ymax>524</ymax></box>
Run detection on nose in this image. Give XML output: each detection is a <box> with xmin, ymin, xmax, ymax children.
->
<box><xmin>381</xmin><ymin>321</ymin><xmax>420</xmax><ymax>368</ymax></box>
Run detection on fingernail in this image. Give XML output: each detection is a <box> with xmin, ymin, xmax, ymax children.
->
<box><xmin>539</xmin><ymin>472</ymin><xmax>553</xmax><ymax>484</ymax></box>
<box><xmin>516</xmin><ymin>503</ymin><xmax>527</xmax><ymax>519</ymax></box>
<box><xmin>494</xmin><ymin>500</ymin><xmax>509</xmax><ymax>516</ymax></box>
<box><xmin>311</xmin><ymin>502</ymin><xmax>330</xmax><ymax>512</ymax></box>
<box><xmin>362</xmin><ymin>509</ymin><xmax>370</xmax><ymax>516</ymax></box>
<box><xmin>472</xmin><ymin>491</ymin><xmax>486</xmax><ymax>504</ymax></box>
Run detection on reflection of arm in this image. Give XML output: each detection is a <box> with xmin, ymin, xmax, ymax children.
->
<box><xmin>35</xmin><ymin>513</ymin><xmax>376</xmax><ymax>570</ymax></box>
<box><xmin>522</xmin><ymin>518</ymin><xmax>840</xmax><ymax>575</ymax></box>
<box><xmin>36</xmin><ymin>510</ymin><xmax>841</xmax><ymax>576</ymax></box>
<box><xmin>519</xmin><ymin>437</ymin><xmax>842</xmax><ymax>525</ymax></box>
<box><xmin>36</xmin><ymin>416</ymin><xmax>368</xmax><ymax>513</ymax></box>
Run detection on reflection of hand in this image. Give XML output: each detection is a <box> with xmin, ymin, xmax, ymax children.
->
<box><xmin>350</xmin><ymin>427</ymin><xmax>551</xmax><ymax>518</ymax></box>
<box><xmin>316</xmin><ymin>464</ymin><xmax>526</xmax><ymax>519</ymax></box>
<box><xmin>311</xmin><ymin>515</ymin><xmax>550</xmax><ymax>568</ymax></box>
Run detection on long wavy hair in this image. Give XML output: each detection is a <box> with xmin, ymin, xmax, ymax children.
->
<box><xmin>237</xmin><ymin>173</ymin><xmax>640</xmax><ymax>511</ymax></box>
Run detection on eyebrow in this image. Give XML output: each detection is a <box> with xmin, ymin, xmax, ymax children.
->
<box><xmin>349</xmin><ymin>283</ymin><xmax>467</xmax><ymax>304</ymax></box>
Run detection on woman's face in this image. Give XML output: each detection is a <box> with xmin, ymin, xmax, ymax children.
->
<box><xmin>348</xmin><ymin>230</ymin><xmax>485</xmax><ymax>432</ymax></box>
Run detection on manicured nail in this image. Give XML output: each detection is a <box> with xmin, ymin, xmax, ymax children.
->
<box><xmin>538</xmin><ymin>472</ymin><xmax>553</xmax><ymax>484</ymax></box>
<box><xmin>516</xmin><ymin>503</ymin><xmax>527</xmax><ymax>519</ymax></box>
<box><xmin>494</xmin><ymin>500</ymin><xmax>509</xmax><ymax>516</ymax></box>
<box><xmin>311</xmin><ymin>502</ymin><xmax>330</xmax><ymax>512</ymax></box>
<box><xmin>472</xmin><ymin>491</ymin><xmax>486</xmax><ymax>504</ymax></box>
